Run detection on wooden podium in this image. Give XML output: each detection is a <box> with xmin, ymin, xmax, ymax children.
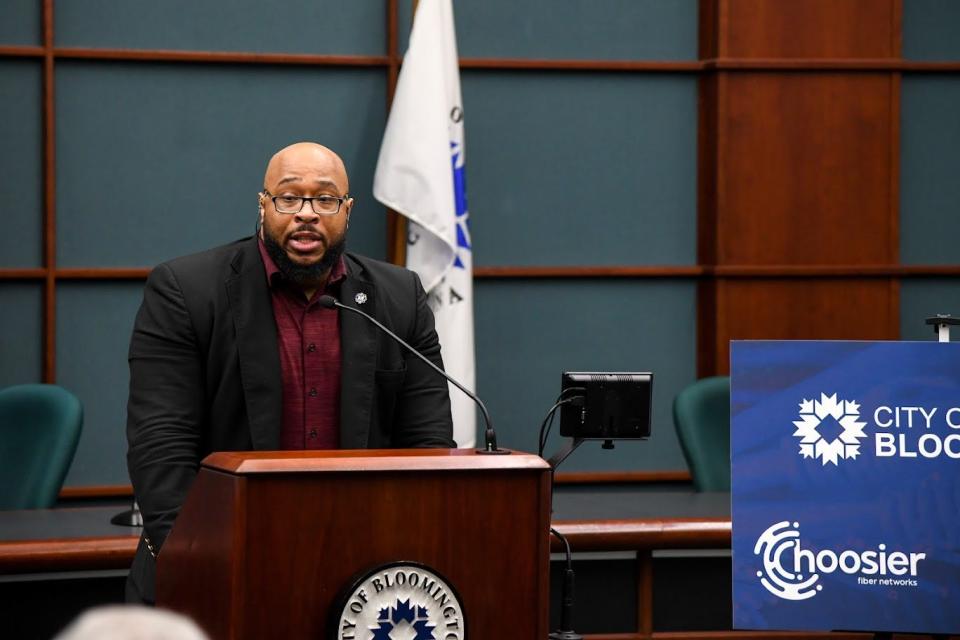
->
<box><xmin>156</xmin><ymin>449</ymin><xmax>552</xmax><ymax>639</ymax></box>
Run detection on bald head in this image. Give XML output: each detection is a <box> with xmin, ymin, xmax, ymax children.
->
<box><xmin>258</xmin><ymin>142</ymin><xmax>353</xmax><ymax>292</ymax></box>
<box><xmin>263</xmin><ymin>142</ymin><xmax>350</xmax><ymax>195</ymax></box>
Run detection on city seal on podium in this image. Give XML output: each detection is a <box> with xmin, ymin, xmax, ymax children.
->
<box><xmin>332</xmin><ymin>561</ymin><xmax>466</xmax><ymax>640</ymax></box>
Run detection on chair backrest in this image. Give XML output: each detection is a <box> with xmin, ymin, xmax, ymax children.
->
<box><xmin>673</xmin><ymin>376</ymin><xmax>730</xmax><ymax>492</ymax></box>
<box><xmin>0</xmin><ymin>384</ymin><xmax>83</xmax><ymax>509</ymax></box>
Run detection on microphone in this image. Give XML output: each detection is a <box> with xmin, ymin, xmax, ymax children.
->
<box><xmin>318</xmin><ymin>295</ymin><xmax>506</xmax><ymax>454</ymax></box>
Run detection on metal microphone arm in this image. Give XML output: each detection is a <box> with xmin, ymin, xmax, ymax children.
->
<box><xmin>320</xmin><ymin>296</ymin><xmax>504</xmax><ymax>454</ymax></box>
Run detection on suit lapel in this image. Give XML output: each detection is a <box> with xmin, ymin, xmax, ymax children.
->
<box><xmin>338</xmin><ymin>261</ymin><xmax>377</xmax><ymax>449</ymax></box>
<box><xmin>226</xmin><ymin>239</ymin><xmax>282</xmax><ymax>450</ymax></box>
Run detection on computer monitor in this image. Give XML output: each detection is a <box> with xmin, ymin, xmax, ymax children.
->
<box><xmin>559</xmin><ymin>372</ymin><xmax>653</xmax><ymax>440</ymax></box>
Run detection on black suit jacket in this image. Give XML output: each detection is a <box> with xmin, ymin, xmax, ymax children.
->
<box><xmin>125</xmin><ymin>236</ymin><xmax>453</xmax><ymax>603</ymax></box>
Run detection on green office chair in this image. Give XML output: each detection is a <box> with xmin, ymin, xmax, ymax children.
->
<box><xmin>0</xmin><ymin>384</ymin><xmax>83</xmax><ymax>509</ymax></box>
<box><xmin>673</xmin><ymin>376</ymin><xmax>730</xmax><ymax>492</ymax></box>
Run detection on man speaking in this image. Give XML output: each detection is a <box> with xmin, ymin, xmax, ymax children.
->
<box><xmin>125</xmin><ymin>142</ymin><xmax>454</xmax><ymax>604</ymax></box>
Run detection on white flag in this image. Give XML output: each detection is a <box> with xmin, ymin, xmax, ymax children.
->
<box><xmin>373</xmin><ymin>0</ymin><xmax>476</xmax><ymax>447</ymax></box>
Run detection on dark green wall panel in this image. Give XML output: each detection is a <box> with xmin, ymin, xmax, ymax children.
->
<box><xmin>475</xmin><ymin>279</ymin><xmax>696</xmax><ymax>471</ymax></box>
<box><xmin>7</xmin><ymin>0</ymin><xmax>708</xmax><ymax>484</ymax></box>
<box><xmin>54</xmin><ymin>0</ymin><xmax>385</xmax><ymax>55</ymax></box>
<box><xmin>900</xmin><ymin>76</ymin><xmax>960</xmax><ymax>265</ymax></box>
<box><xmin>0</xmin><ymin>0</ymin><xmax>40</xmax><ymax>46</ymax></box>
<box><xmin>0</xmin><ymin>285</ymin><xmax>43</xmax><ymax>388</ymax></box>
<box><xmin>55</xmin><ymin>62</ymin><xmax>387</xmax><ymax>268</ymax></box>
<box><xmin>903</xmin><ymin>0</ymin><xmax>960</xmax><ymax>60</ymax></box>
<box><xmin>900</xmin><ymin>280</ymin><xmax>960</xmax><ymax>342</ymax></box>
<box><xmin>399</xmin><ymin>0</ymin><xmax>698</xmax><ymax>60</ymax></box>
<box><xmin>56</xmin><ymin>283</ymin><xmax>143</xmax><ymax>486</ymax></box>
<box><xmin>54</xmin><ymin>278</ymin><xmax>699</xmax><ymax>483</ymax></box>
<box><xmin>463</xmin><ymin>72</ymin><xmax>697</xmax><ymax>266</ymax></box>
<box><xmin>0</xmin><ymin>60</ymin><xmax>43</xmax><ymax>268</ymax></box>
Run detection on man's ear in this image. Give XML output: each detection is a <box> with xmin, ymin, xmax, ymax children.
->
<box><xmin>256</xmin><ymin>194</ymin><xmax>265</xmax><ymax>234</ymax></box>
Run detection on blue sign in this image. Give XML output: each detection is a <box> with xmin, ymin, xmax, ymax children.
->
<box><xmin>731</xmin><ymin>341</ymin><xmax>960</xmax><ymax>635</ymax></box>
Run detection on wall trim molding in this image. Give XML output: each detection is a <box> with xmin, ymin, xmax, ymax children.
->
<box><xmin>553</xmin><ymin>470</ymin><xmax>692</xmax><ymax>485</ymax></box>
<box><xmin>4</xmin><ymin>264</ymin><xmax>960</xmax><ymax>281</ymax></box>
<box><xmin>58</xmin><ymin>484</ymin><xmax>133</xmax><ymax>500</ymax></box>
<box><xmin>3</xmin><ymin>47</ymin><xmax>958</xmax><ymax>74</ymax></box>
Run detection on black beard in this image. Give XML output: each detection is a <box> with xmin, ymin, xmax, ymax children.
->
<box><xmin>262</xmin><ymin>227</ymin><xmax>346</xmax><ymax>286</ymax></box>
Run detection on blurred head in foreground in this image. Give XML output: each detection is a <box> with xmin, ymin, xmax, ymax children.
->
<box><xmin>54</xmin><ymin>605</ymin><xmax>209</xmax><ymax>640</ymax></box>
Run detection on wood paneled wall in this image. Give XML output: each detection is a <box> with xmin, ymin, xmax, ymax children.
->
<box><xmin>697</xmin><ymin>0</ymin><xmax>903</xmax><ymax>375</ymax></box>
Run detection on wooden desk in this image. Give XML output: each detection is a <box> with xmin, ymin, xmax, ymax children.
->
<box><xmin>0</xmin><ymin>506</ymin><xmax>140</xmax><ymax>574</ymax></box>
<box><xmin>0</xmin><ymin>492</ymin><xmax>876</xmax><ymax>639</ymax></box>
<box><xmin>552</xmin><ymin>487</ymin><xmax>730</xmax><ymax>551</ymax></box>
<box><xmin>0</xmin><ymin>490</ymin><xmax>729</xmax><ymax>573</ymax></box>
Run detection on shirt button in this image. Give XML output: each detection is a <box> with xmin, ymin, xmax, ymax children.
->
<box><xmin>309</xmin><ymin>429</ymin><xmax>318</xmax><ymax>438</ymax></box>
<box><xmin>308</xmin><ymin>387</ymin><xmax>318</xmax><ymax>397</ymax></box>
<box><xmin>307</xmin><ymin>343</ymin><xmax>316</xmax><ymax>353</ymax></box>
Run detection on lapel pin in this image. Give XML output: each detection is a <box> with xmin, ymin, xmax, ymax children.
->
<box><xmin>354</xmin><ymin>292</ymin><xmax>368</xmax><ymax>305</ymax></box>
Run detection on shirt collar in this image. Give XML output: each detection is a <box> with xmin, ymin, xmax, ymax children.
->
<box><xmin>257</xmin><ymin>236</ymin><xmax>347</xmax><ymax>290</ymax></box>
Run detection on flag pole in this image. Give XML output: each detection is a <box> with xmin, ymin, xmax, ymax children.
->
<box><xmin>385</xmin><ymin>0</ymin><xmax>407</xmax><ymax>266</ymax></box>
<box><xmin>386</xmin><ymin>0</ymin><xmax>420</xmax><ymax>267</ymax></box>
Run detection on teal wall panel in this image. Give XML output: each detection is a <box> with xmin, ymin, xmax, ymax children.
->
<box><xmin>903</xmin><ymin>0</ymin><xmax>960</xmax><ymax>60</ymax></box>
<box><xmin>900</xmin><ymin>280</ymin><xmax>960</xmax><ymax>342</ymax></box>
<box><xmin>0</xmin><ymin>285</ymin><xmax>43</xmax><ymax>388</ymax></box>
<box><xmin>900</xmin><ymin>76</ymin><xmax>960</xmax><ymax>265</ymax></box>
<box><xmin>0</xmin><ymin>60</ymin><xmax>43</xmax><ymax>268</ymax></box>
<box><xmin>399</xmin><ymin>0</ymin><xmax>698</xmax><ymax>60</ymax></box>
<box><xmin>4</xmin><ymin>0</ymin><xmax>708</xmax><ymax>484</ymax></box>
<box><xmin>0</xmin><ymin>0</ymin><xmax>40</xmax><ymax>46</ymax></box>
<box><xmin>54</xmin><ymin>279</ymin><xmax>697</xmax><ymax>483</ymax></box>
<box><xmin>55</xmin><ymin>0</ymin><xmax>384</xmax><ymax>55</ymax></box>
<box><xmin>463</xmin><ymin>72</ymin><xmax>697</xmax><ymax>266</ymax></box>
<box><xmin>56</xmin><ymin>283</ymin><xmax>143</xmax><ymax>486</ymax></box>
<box><xmin>475</xmin><ymin>279</ymin><xmax>696</xmax><ymax>471</ymax></box>
<box><xmin>55</xmin><ymin>62</ymin><xmax>387</xmax><ymax>268</ymax></box>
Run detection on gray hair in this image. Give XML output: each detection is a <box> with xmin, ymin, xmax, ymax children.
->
<box><xmin>54</xmin><ymin>606</ymin><xmax>209</xmax><ymax>640</ymax></box>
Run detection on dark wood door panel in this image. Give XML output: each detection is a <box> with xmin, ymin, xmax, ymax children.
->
<box><xmin>710</xmin><ymin>278</ymin><xmax>898</xmax><ymax>374</ymax></box>
<box><xmin>717</xmin><ymin>73</ymin><xmax>897</xmax><ymax>265</ymax></box>
<box><xmin>717</xmin><ymin>0</ymin><xmax>900</xmax><ymax>59</ymax></box>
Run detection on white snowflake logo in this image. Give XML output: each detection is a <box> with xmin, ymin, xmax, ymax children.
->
<box><xmin>792</xmin><ymin>393</ymin><xmax>868</xmax><ymax>466</ymax></box>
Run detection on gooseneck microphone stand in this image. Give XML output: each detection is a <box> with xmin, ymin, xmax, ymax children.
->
<box><xmin>319</xmin><ymin>295</ymin><xmax>507</xmax><ymax>454</ymax></box>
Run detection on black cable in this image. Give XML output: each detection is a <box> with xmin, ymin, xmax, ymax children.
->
<box><xmin>538</xmin><ymin>400</ymin><xmax>567</xmax><ymax>456</ymax></box>
<box><xmin>541</xmin><ymin>388</ymin><xmax>586</xmax><ymax>640</ymax></box>
<box><xmin>538</xmin><ymin>388</ymin><xmax>585</xmax><ymax>456</ymax></box>
<box><xmin>550</xmin><ymin>527</ymin><xmax>573</xmax><ymax>572</ymax></box>
<box><xmin>549</xmin><ymin>527</ymin><xmax>582</xmax><ymax>639</ymax></box>
<box><xmin>558</xmin><ymin>386</ymin><xmax>586</xmax><ymax>399</ymax></box>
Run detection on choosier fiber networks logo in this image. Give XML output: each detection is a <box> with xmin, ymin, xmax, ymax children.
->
<box><xmin>792</xmin><ymin>393</ymin><xmax>868</xmax><ymax>465</ymax></box>
<box><xmin>754</xmin><ymin>521</ymin><xmax>926</xmax><ymax>601</ymax></box>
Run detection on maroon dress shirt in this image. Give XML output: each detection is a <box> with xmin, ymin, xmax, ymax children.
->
<box><xmin>258</xmin><ymin>239</ymin><xmax>346</xmax><ymax>449</ymax></box>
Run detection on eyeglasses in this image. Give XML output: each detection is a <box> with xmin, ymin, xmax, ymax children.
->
<box><xmin>261</xmin><ymin>190</ymin><xmax>350</xmax><ymax>216</ymax></box>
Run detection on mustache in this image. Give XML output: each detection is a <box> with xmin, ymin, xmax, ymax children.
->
<box><xmin>286</xmin><ymin>225</ymin><xmax>326</xmax><ymax>241</ymax></box>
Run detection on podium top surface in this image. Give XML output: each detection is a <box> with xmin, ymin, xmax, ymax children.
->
<box><xmin>201</xmin><ymin>448</ymin><xmax>550</xmax><ymax>475</ymax></box>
